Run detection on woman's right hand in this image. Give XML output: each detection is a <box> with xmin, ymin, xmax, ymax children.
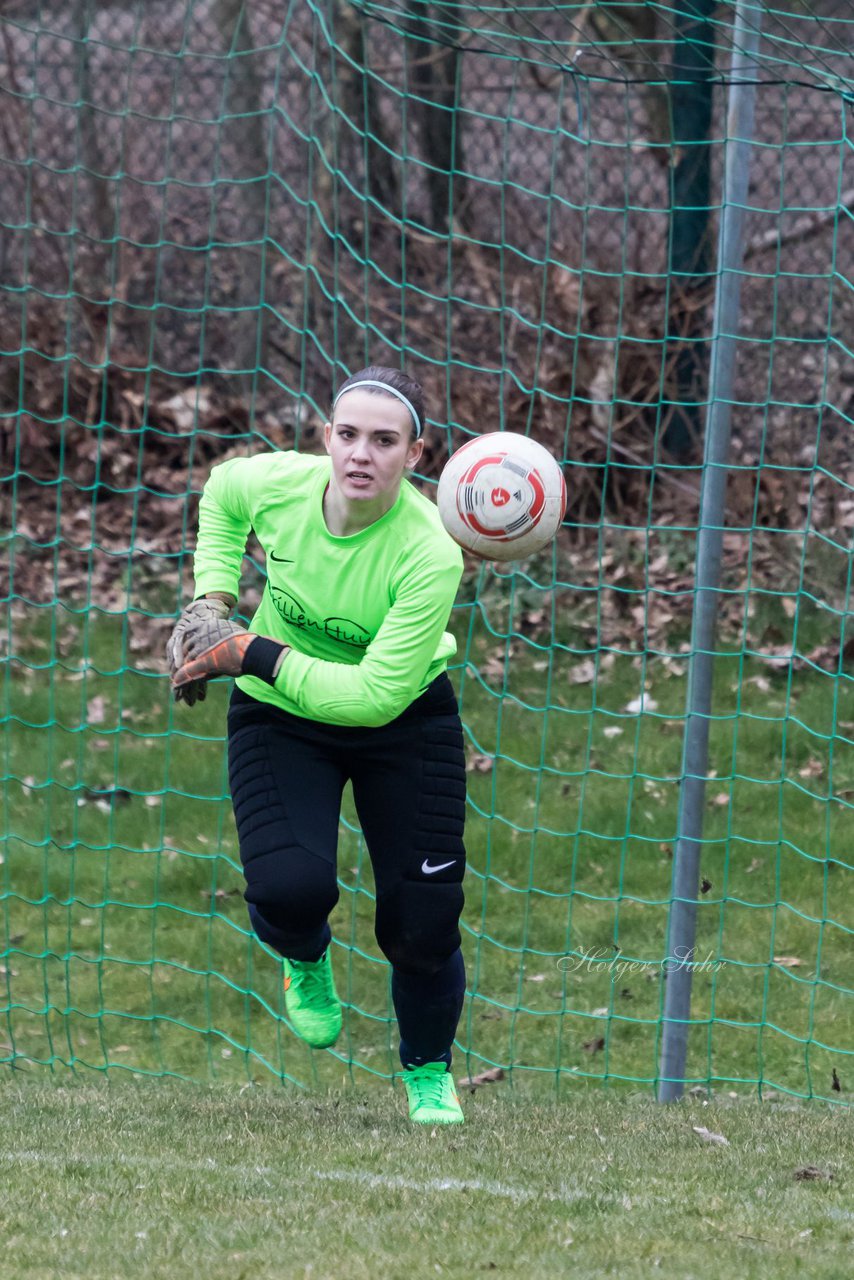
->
<box><xmin>171</xmin><ymin>617</ymin><xmax>258</xmax><ymax>692</ymax></box>
<box><xmin>166</xmin><ymin>595</ymin><xmax>234</xmax><ymax>705</ymax></box>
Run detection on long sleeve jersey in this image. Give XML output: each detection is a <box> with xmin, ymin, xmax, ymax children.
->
<box><xmin>192</xmin><ymin>450</ymin><xmax>464</xmax><ymax>727</ymax></box>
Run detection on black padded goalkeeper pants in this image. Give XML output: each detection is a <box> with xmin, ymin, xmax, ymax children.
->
<box><xmin>226</xmin><ymin>672</ymin><xmax>467</xmax><ymax>1066</ymax></box>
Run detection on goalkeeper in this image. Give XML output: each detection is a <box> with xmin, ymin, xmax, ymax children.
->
<box><xmin>167</xmin><ymin>366</ymin><xmax>467</xmax><ymax>1125</ymax></box>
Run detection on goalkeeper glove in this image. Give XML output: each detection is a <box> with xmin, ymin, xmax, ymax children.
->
<box><xmin>171</xmin><ymin>616</ymin><xmax>288</xmax><ymax>695</ymax></box>
<box><xmin>166</xmin><ymin>596</ymin><xmax>233</xmax><ymax>705</ymax></box>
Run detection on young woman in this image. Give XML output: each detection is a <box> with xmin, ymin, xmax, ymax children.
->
<box><xmin>167</xmin><ymin>366</ymin><xmax>467</xmax><ymax>1124</ymax></box>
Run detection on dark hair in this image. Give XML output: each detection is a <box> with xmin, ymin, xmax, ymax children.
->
<box><xmin>332</xmin><ymin>365</ymin><xmax>425</xmax><ymax>442</ymax></box>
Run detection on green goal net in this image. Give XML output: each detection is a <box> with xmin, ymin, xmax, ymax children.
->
<box><xmin>2</xmin><ymin>1</ymin><xmax>852</xmax><ymax>1102</ymax></box>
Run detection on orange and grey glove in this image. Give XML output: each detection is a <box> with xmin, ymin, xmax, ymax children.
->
<box><xmin>171</xmin><ymin>616</ymin><xmax>288</xmax><ymax>697</ymax></box>
<box><xmin>166</xmin><ymin>597</ymin><xmax>233</xmax><ymax>705</ymax></box>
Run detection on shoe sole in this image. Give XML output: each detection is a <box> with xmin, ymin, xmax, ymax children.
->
<box><xmin>409</xmin><ymin>1112</ymin><xmax>464</xmax><ymax>1125</ymax></box>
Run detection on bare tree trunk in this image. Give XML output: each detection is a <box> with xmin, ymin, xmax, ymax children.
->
<box><xmin>587</xmin><ymin>2</ymin><xmax>671</xmax><ymax>151</ymax></box>
<box><xmin>405</xmin><ymin>2</ymin><xmax>467</xmax><ymax>234</ymax></box>
<box><xmin>70</xmin><ymin>0</ymin><xmax>118</xmax><ymax>421</ymax></box>
<box><xmin>72</xmin><ymin>0</ymin><xmax>115</xmax><ymax>250</ymax></box>
<box><xmin>664</xmin><ymin>0</ymin><xmax>715</xmax><ymax>458</ymax></box>
<box><xmin>212</xmin><ymin>0</ymin><xmax>270</xmax><ymax>396</ymax></box>
<box><xmin>336</xmin><ymin>1</ymin><xmax>399</xmax><ymax>213</ymax></box>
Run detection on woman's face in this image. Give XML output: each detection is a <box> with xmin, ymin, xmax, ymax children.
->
<box><xmin>324</xmin><ymin>388</ymin><xmax>423</xmax><ymax>501</ymax></box>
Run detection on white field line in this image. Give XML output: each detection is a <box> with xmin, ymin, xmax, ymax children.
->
<box><xmin>1</xmin><ymin>1149</ymin><xmax>588</xmax><ymax>1206</ymax></box>
<box><xmin>312</xmin><ymin>1169</ymin><xmax>589</xmax><ymax>1204</ymax></box>
<box><xmin>8</xmin><ymin>1151</ymin><xmax>850</xmax><ymax>1224</ymax></box>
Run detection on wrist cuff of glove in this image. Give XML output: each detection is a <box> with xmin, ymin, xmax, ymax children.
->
<box><xmin>241</xmin><ymin>636</ymin><xmax>287</xmax><ymax>685</ymax></box>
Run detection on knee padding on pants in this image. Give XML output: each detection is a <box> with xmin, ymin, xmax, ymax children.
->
<box><xmin>375</xmin><ymin>879</ymin><xmax>464</xmax><ymax>975</ymax></box>
<box><xmin>244</xmin><ymin>847</ymin><xmax>339</xmax><ymax>935</ymax></box>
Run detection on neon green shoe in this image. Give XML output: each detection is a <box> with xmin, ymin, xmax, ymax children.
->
<box><xmin>283</xmin><ymin>950</ymin><xmax>342</xmax><ymax>1049</ymax></box>
<box><xmin>402</xmin><ymin>1062</ymin><xmax>464</xmax><ymax>1125</ymax></box>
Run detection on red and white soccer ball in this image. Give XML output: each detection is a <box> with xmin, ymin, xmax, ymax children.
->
<box><xmin>437</xmin><ymin>432</ymin><xmax>567</xmax><ymax>562</ymax></box>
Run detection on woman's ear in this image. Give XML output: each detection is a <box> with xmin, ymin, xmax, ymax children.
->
<box><xmin>323</xmin><ymin>421</ymin><xmax>333</xmax><ymax>454</ymax></box>
<box><xmin>406</xmin><ymin>437</ymin><xmax>425</xmax><ymax>471</ymax></box>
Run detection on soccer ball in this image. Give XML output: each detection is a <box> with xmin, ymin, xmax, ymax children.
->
<box><xmin>437</xmin><ymin>432</ymin><xmax>567</xmax><ymax>562</ymax></box>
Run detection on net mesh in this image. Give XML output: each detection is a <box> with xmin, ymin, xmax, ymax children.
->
<box><xmin>2</xmin><ymin>0</ymin><xmax>852</xmax><ymax>1100</ymax></box>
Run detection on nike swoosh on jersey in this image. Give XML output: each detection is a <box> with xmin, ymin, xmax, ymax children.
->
<box><xmin>421</xmin><ymin>859</ymin><xmax>457</xmax><ymax>875</ymax></box>
<box><xmin>269</xmin><ymin>552</ymin><xmax>294</xmax><ymax>563</ymax></box>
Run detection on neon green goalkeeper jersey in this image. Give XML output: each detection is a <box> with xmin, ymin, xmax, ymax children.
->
<box><xmin>192</xmin><ymin>451</ymin><xmax>463</xmax><ymax>727</ymax></box>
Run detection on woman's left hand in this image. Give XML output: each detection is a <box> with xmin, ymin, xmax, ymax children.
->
<box><xmin>171</xmin><ymin>617</ymin><xmax>256</xmax><ymax>691</ymax></box>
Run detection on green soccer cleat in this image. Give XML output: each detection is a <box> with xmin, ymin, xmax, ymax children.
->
<box><xmin>402</xmin><ymin>1062</ymin><xmax>464</xmax><ymax>1125</ymax></box>
<box><xmin>283</xmin><ymin>950</ymin><xmax>342</xmax><ymax>1049</ymax></box>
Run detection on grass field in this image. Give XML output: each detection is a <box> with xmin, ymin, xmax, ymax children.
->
<box><xmin>1</xmin><ymin>1079</ymin><xmax>851</xmax><ymax>1280</ymax></box>
<box><xmin>2</xmin><ymin>574</ymin><xmax>853</xmax><ymax>1104</ymax></box>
